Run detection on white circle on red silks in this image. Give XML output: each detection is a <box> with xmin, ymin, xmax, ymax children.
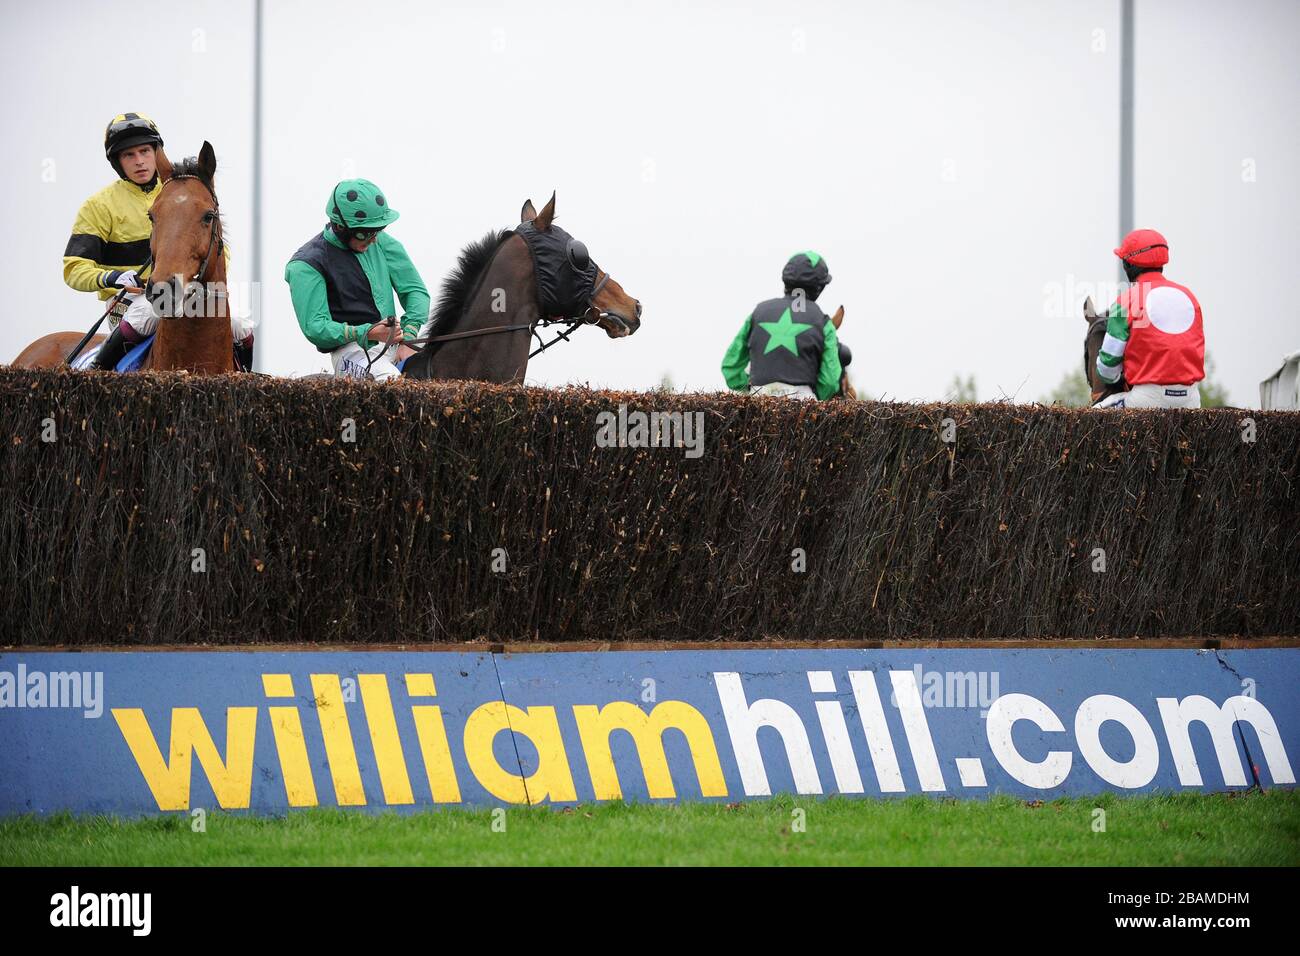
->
<box><xmin>1143</xmin><ymin>285</ymin><xmax>1195</xmax><ymax>335</ymax></box>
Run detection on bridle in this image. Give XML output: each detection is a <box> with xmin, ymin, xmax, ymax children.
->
<box><xmin>582</xmin><ymin>268</ymin><xmax>632</xmax><ymax>332</ymax></box>
<box><xmin>394</xmin><ymin>254</ymin><xmax>628</xmax><ymax>362</ymax></box>
<box><xmin>151</xmin><ymin>173</ymin><xmax>224</xmax><ymax>308</ymax></box>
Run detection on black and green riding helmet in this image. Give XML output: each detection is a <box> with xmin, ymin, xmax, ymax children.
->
<box><xmin>782</xmin><ymin>250</ymin><xmax>832</xmax><ymax>300</ymax></box>
<box><xmin>327</xmin><ymin>179</ymin><xmax>401</xmax><ymax>234</ymax></box>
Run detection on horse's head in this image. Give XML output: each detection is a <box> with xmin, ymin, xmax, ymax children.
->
<box><xmin>146</xmin><ymin>142</ymin><xmax>224</xmax><ymax>319</ymax></box>
<box><xmin>519</xmin><ymin>193</ymin><xmax>641</xmax><ymax>337</ymax></box>
<box><xmin>1082</xmin><ymin>296</ymin><xmax>1125</xmax><ymax>402</ymax></box>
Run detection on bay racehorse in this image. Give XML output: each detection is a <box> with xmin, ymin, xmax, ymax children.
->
<box><xmin>1082</xmin><ymin>295</ymin><xmax>1127</xmax><ymax>404</ymax></box>
<box><xmin>401</xmin><ymin>193</ymin><xmax>640</xmax><ymax>383</ymax></box>
<box><xmin>828</xmin><ymin>305</ymin><xmax>855</xmax><ymax>399</ymax></box>
<box><xmin>11</xmin><ymin>142</ymin><xmax>235</xmax><ymax>374</ymax></box>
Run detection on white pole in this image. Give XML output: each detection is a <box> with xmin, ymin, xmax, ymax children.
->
<box><xmin>251</xmin><ymin>0</ymin><xmax>265</xmax><ymax>371</ymax></box>
<box><xmin>1118</xmin><ymin>0</ymin><xmax>1135</xmax><ymax>278</ymax></box>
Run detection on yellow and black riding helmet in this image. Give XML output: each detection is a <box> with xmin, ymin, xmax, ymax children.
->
<box><xmin>104</xmin><ymin>112</ymin><xmax>164</xmax><ymax>179</ymax></box>
<box><xmin>327</xmin><ymin>179</ymin><xmax>401</xmax><ymax>239</ymax></box>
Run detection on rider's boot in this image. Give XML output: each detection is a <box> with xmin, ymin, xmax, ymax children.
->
<box><xmin>90</xmin><ymin>326</ymin><xmax>130</xmax><ymax>371</ymax></box>
<box><xmin>234</xmin><ymin>334</ymin><xmax>254</xmax><ymax>372</ymax></box>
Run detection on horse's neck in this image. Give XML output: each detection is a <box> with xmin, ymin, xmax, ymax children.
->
<box><xmin>149</xmin><ymin>262</ymin><xmax>233</xmax><ymax>374</ymax></box>
<box><xmin>1086</xmin><ymin>324</ymin><xmax>1125</xmax><ymax>400</ymax></box>
<box><xmin>427</xmin><ymin>235</ymin><xmax>538</xmax><ymax>384</ymax></box>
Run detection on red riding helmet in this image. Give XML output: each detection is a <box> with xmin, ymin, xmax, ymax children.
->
<box><xmin>1114</xmin><ymin>228</ymin><xmax>1169</xmax><ymax>268</ymax></box>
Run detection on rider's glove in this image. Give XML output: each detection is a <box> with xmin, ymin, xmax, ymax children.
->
<box><xmin>103</xmin><ymin>270</ymin><xmax>140</xmax><ymax>291</ymax></box>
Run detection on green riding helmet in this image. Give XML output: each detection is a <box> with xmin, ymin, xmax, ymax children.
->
<box><xmin>327</xmin><ymin>179</ymin><xmax>401</xmax><ymax>230</ymax></box>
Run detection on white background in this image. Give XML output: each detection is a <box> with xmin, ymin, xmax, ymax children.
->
<box><xmin>3</xmin><ymin>0</ymin><xmax>1296</xmax><ymax>404</ymax></box>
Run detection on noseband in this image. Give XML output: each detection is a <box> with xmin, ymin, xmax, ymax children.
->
<box><xmin>583</xmin><ymin>268</ymin><xmax>626</xmax><ymax>329</ymax></box>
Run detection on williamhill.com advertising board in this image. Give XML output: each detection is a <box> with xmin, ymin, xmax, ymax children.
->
<box><xmin>1</xmin><ymin>649</ymin><xmax>1294</xmax><ymax>814</ymax></box>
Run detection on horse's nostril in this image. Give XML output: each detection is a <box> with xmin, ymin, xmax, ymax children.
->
<box><xmin>635</xmin><ymin>300</ymin><xmax>642</xmax><ymax>319</ymax></box>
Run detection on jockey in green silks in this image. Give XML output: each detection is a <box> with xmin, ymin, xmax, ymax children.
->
<box><xmin>285</xmin><ymin>179</ymin><xmax>430</xmax><ymax>380</ymax></box>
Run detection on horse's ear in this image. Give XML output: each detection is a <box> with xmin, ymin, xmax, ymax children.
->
<box><xmin>198</xmin><ymin>141</ymin><xmax>217</xmax><ymax>183</ymax></box>
<box><xmin>534</xmin><ymin>191</ymin><xmax>556</xmax><ymax>231</ymax></box>
<box><xmin>832</xmin><ymin>305</ymin><xmax>845</xmax><ymax>329</ymax></box>
<box><xmin>155</xmin><ymin>147</ymin><xmax>173</xmax><ymax>182</ymax></box>
<box><xmin>1083</xmin><ymin>295</ymin><xmax>1097</xmax><ymax>321</ymax></box>
<box><xmin>520</xmin><ymin>199</ymin><xmax>537</xmax><ymax>223</ymax></box>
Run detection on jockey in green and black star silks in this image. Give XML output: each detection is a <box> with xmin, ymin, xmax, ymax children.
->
<box><xmin>721</xmin><ymin>251</ymin><xmax>842</xmax><ymax>399</ymax></box>
<box><xmin>285</xmin><ymin>179</ymin><xmax>430</xmax><ymax>380</ymax></box>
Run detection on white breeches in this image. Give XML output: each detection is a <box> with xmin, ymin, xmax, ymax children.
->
<box><xmin>750</xmin><ymin>382</ymin><xmax>816</xmax><ymax>399</ymax></box>
<box><xmin>1094</xmin><ymin>383</ymin><xmax>1202</xmax><ymax>409</ymax></box>
<box><xmin>330</xmin><ymin>341</ymin><xmax>402</xmax><ymax>382</ymax></box>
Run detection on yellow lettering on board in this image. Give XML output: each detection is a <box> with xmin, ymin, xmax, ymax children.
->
<box><xmin>310</xmin><ymin>674</ymin><xmax>366</xmax><ymax>806</ymax></box>
<box><xmin>262</xmin><ymin>674</ymin><xmax>318</xmax><ymax>807</ymax></box>
<box><xmin>359</xmin><ymin>674</ymin><xmax>414</xmax><ymax>805</ymax></box>
<box><xmin>112</xmin><ymin>707</ymin><xmax>257</xmax><ymax>811</ymax></box>
<box><xmin>573</xmin><ymin>701</ymin><xmax>727</xmax><ymax>800</ymax></box>
<box><xmin>463</xmin><ymin>701</ymin><xmax>576</xmax><ymax>804</ymax></box>
<box><xmin>406</xmin><ymin>674</ymin><xmax>462</xmax><ymax>803</ymax></box>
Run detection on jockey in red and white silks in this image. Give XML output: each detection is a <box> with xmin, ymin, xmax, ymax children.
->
<box><xmin>1095</xmin><ymin>228</ymin><xmax>1205</xmax><ymax>409</ymax></box>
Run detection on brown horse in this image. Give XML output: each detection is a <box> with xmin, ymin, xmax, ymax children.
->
<box><xmin>401</xmin><ymin>193</ymin><xmax>640</xmax><ymax>383</ymax></box>
<box><xmin>828</xmin><ymin>304</ymin><xmax>856</xmax><ymax>399</ymax></box>
<box><xmin>11</xmin><ymin>142</ymin><xmax>233</xmax><ymax>374</ymax></box>
<box><xmin>1082</xmin><ymin>295</ymin><xmax>1127</xmax><ymax>403</ymax></box>
<box><xmin>10</xmin><ymin>331</ymin><xmax>106</xmax><ymax>368</ymax></box>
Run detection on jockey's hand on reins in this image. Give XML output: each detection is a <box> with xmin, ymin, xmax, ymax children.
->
<box><xmin>363</xmin><ymin>317</ymin><xmax>401</xmax><ymax>377</ymax></box>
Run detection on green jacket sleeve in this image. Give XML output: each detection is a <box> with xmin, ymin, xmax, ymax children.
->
<box><xmin>379</xmin><ymin>234</ymin><xmax>431</xmax><ymax>338</ymax></box>
<box><xmin>721</xmin><ymin>315</ymin><xmax>753</xmax><ymax>391</ymax></box>
<box><xmin>815</xmin><ymin>320</ymin><xmax>844</xmax><ymax>400</ymax></box>
<box><xmin>285</xmin><ymin>259</ymin><xmax>373</xmax><ymax>350</ymax></box>
<box><xmin>1096</xmin><ymin>301</ymin><xmax>1129</xmax><ymax>384</ymax></box>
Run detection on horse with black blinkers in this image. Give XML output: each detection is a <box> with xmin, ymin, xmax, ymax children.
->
<box><xmin>401</xmin><ymin>192</ymin><xmax>641</xmax><ymax>383</ymax></box>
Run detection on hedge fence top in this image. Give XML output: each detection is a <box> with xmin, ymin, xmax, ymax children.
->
<box><xmin>1</xmin><ymin>367</ymin><xmax>1296</xmax><ymax>644</ymax></box>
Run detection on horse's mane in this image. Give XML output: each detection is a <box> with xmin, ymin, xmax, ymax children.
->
<box><xmin>426</xmin><ymin>229</ymin><xmax>514</xmax><ymax>341</ymax></box>
<box><xmin>169</xmin><ymin>157</ymin><xmax>214</xmax><ymax>190</ymax></box>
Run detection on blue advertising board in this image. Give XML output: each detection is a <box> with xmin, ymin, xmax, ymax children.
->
<box><xmin>0</xmin><ymin>649</ymin><xmax>1294</xmax><ymax>815</ymax></box>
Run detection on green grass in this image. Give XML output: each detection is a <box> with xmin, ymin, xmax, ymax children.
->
<box><xmin>3</xmin><ymin>791</ymin><xmax>1298</xmax><ymax>866</ymax></box>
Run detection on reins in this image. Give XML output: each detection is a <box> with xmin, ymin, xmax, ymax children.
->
<box><xmin>361</xmin><ymin>264</ymin><xmax>618</xmax><ymax>377</ymax></box>
<box><xmin>63</xmin><ymin>254</ymin><xmax>153</xmax><ymax>365</ymax></box>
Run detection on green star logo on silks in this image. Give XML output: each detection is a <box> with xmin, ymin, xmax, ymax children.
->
<box><xmin>759</xmin><ymin>307</ymin><xmax>813</xmax><ymax>355</ymax></box>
